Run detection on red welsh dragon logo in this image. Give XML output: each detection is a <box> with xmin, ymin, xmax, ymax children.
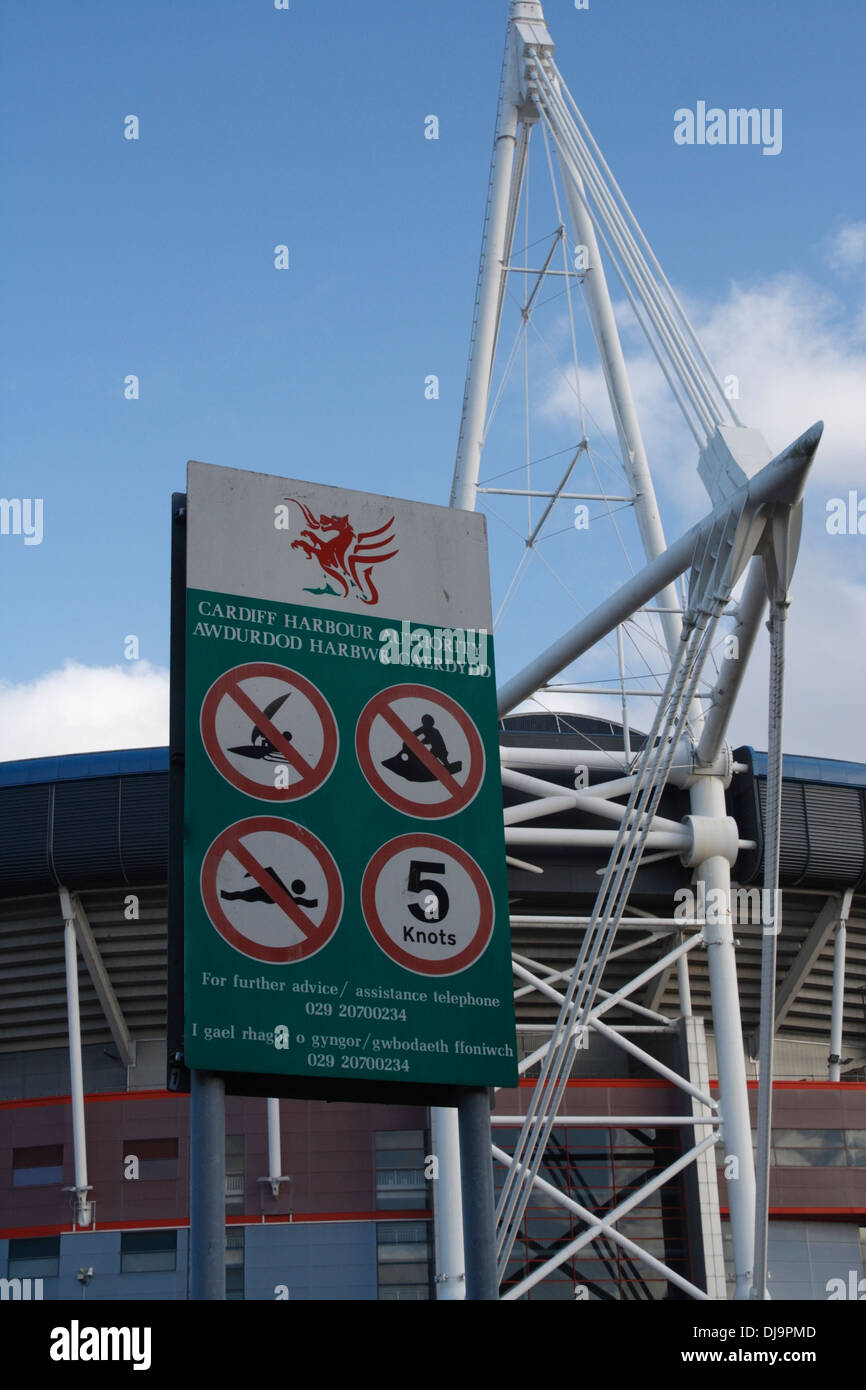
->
<box><xmin>286</xmin><ymin>498</ymin><xmax>399</xmax><ymax>606</ymax></box>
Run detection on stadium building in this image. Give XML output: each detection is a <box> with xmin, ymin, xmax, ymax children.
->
<box><xmin>1</xmin><ymin>717</ymin><xmax>864</xmax><ymax>1300</ymax></box>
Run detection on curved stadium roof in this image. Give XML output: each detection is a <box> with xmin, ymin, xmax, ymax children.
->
<box><xmin>0</xmin><ymin>734</ymin><xmax>863</xmax><ymax>1069</ymax></box>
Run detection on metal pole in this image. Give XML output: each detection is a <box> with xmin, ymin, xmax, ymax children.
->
<box><xmin>752</xmin><ymin>598</ymin><xmax>788</xmax><ymax>1300</ymax></box>
<box><xmin>677</xmin><ymin>931</ymin><xmax>693</xmax><ymax>1019</ymax></box>
<box><xmin>447</xmin><ymin>9</ymin><xmax>527</xmax><ymax>1291</ymax></box>
<box><xmin>458</xmin><ymin>1088</ymin><xmax>498</xmax><ymax>1299</ymax></box>
<box><xmin>267</xmin><ymin>1098</ymin><xmax>282</xmax><ymax>1198</ymax></box>
<box><xmin>451</xmin><ymin>19</ymin><xmax>521</xmax><ymax>511</ymax></box>
<box><xmin>689</xmin><ymin>776</ymin><xmax>756</xmax><ymax>1300</ymax></box>
<box><xmin>616</xmin><ymin>624</ymin><xmax>632</xmax><ymax>763</ymax></box>
<box><xmin>190</xmin><ymin>1069</ymin><xmax>226</xmax><ymax>1300</ymax></box>
<box><xmin>558</xmin><ymin>162</ymin><xmax>683</xmax><ymax>662</ymax></box>
<box><xmin>697</xmin><ymin>558</ymin><xmax>768</xmax><ymax>766</ymax></box>
<box><xmin>829</xmin><ymin>891</ymin><xmax>853</xmax><ymax>1082</ymax></box>
<box><xmin>431</xmin><ymin>1107</ymin><xmax>465</xmax><ymax>1299</ymax></box>
<box><xmin>829</xmin><ymin>920</ymin><xmax>847</xmax><ymax>1083</ymax></box>
<box><xmin>60</xmin><ymin>889</ymin><xmax>91</xmax><ymax>1229</ymax></box>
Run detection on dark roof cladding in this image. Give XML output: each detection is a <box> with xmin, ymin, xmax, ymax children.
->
<box><xmin>0</xmin><ymin>739</ymin><xmax>864</xmax><ymax>893</ymax></box>
<box><xmin>0</xmin><ymin>747</ymin><xmax>168</xmax><ymax>787</ymax></box>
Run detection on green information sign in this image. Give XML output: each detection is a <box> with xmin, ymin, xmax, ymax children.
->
<box><xmin>178</xmin><ymin>461</ymin><xmax>518</xmax><ymax>1092</ymax></box>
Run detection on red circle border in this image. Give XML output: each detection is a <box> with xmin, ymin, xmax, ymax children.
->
<box><xmin>201</xmin><ymin>815</ymin><xmax>343</xmax><ymax>964</ymax></box>
<box><xmin>355</xmin><ymin>683</ymin><xmax>485</xmax><ymax>819</ymax></box>
<box><xmin>200</xmin><ymin>661</ymin><xmax>339</xmax><ymax>802</ymax></box>
<box><xmin>360</xmin><ymin>832</ymin><xmax>494</xmax><ymax>977</ymax></box>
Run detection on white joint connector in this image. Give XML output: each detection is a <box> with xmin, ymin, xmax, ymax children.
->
<box><xmin>680</xmin><ymin>815</ymin><xmax>740</xmax><ymax>867</ymax></box>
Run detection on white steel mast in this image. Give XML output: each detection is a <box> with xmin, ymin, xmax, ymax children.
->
<box><xmin>444</xmin><ymin>0</ymin><xmax>819</xmax><ymax>1301</ymax></box>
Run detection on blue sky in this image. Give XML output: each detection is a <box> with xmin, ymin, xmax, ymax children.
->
<box><xmin>2</xmin><ymin>0</ymin><xmax>865</xmax><ymax>759</ymax></box>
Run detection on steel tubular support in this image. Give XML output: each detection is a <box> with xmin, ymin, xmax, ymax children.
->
<box><xmin>557</xmin><ymin>157</ymin><xmax>683</xmax><ymax>663</ymax></box>
<box><xmin>59</xmin><ymin>887</ymin><xmax>92</xmax><ymax>1229</ymax></box>
<box><xmin>697</xmin><ymin>558</ymin><xmax>768</xmax><ymax>766</ymax></box>
<box><xmin>447</xmin><ymin>9</ymin><xmax>529</xmax><ymax>1296</ymax></box>
<box><xmin>829</xmin><ymin>890</ymin><xmax>854</xmax><ymax>1082</ymax></box>
<box><xmin>265</xmin><ymin>1098</ymin><xmax>288</xmax><ymax>1199</ymax></box>
<box><xmin>190</xmin><ymin>1070</ymin><xmax>226</xmax><ymax>1300</ymax></box>
<box><xmin>690</xmin><ymin>776</ymin><xmax>756</xmax><ymax>1299</ymax></box>
<box><xmin>431</xmin><ymin>1107</ymin><xmax>465</xmax><ymax>1299</ymax></box>
<box><xmin>590</xmin><ymin>1018</ymin><xmax>716</xmax><ymax>1108</ymax></box>
<box><xmin>451</xmin><ymin>21</ymin><xmax>522</xmax><ymax>512</ymax></box>
<box><xmin>458</xmin><ymin>1088</ymin><xmax>499</xmax><ymax>1299</ymax></box>
<box><xmin>829</xmin><ymin>923</ymin><xmax>846</xmax><ymax>1083</ymax></box>
<box><xmin>752</xmin><ymin>597</ymin><xmax>789</xmax><ymax>1299</ymax></box>
<box><xmin>677</xmin><ymin>930</ymin><xmax>693</xmax><ymax>1018</ymax></box>
<box><xmin>495</xmin><ymin>1135</ymin><xmax>718</xmax><ymax>1301</ymax></box>
<box><xmin>493</xmin><ymin>1116</ymin><xmax>712</xmax><ymax>1126</ymax></box>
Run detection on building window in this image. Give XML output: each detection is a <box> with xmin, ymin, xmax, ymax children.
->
<box><xmin>717</xmin><ymin>1128</ymin><xmax>866</xmax><ymax>1169</ymax></box>
<box><xmin>120</xmin><ymin>1230</ymin><xmax>177</xmax><ymax>1273</ymax></box>
<box><xmin>845</xmin><ymin>1131</ymin><xmax>866</xmax><ymax>1166</ymax></box>
<box><xmin>123</xmin><ymin>1138</ymin><xmax>178</xmax><ymax>1181</ymax></box>
<box><xmin>12</xmin><ymin>1145</ymin><xmax>63</xmax><ymax>1187</ymax></box>
<box><xmin>772</xmin><ymin>1129</ymin><xmax>846</xmax><ymax>1167</ymax></box>
<box><xmin>226</xmin><ymin>1135</ymin><xmax>244</xmax><ymax>1209</ymax></box>
<box><xmin>375</xmin><ymin>1130</ymin><xmax>428</xmax><ymax>1210</ymax></box>
<box><xmin>376</xmin><ymin>1221</ymin><xmax>433</xmax><ymax>1300</ymax></box>
<box><xmin>226</xmin><ymin>1227</ymin><xmax>244</xmax><ymax>1301</ymax></box>
<box><xmin>8</xmin><ymin>1236</ymin><xmax>60</xmax><ymax>1278</ymax></box>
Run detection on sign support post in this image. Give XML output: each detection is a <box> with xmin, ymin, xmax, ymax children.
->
<box><xmin>458</xmin><ymin>1087</ymin><xmax>499</xmax><ymax>1300</ymax></box>
<box><xmin>189</xmin><ymin>1069</ymin><xmax>226</xmax><ymax>1300</ymax></box>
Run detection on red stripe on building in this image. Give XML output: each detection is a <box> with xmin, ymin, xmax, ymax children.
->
<box><xmin>0</xmin><ymin>1210</ymin><xmax>432</xmax><ymax>1240</ymax></box>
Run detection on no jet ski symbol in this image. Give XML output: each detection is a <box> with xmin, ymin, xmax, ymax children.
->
<box><xmin>201</xmin><ymin>816</ymin><xmax>343</xmax><ymax>964</ymax></box>
<box><xmin>355</xmin><ymin>683</ymin><xmax>484</xmax><ymax>818</ymax></box>
<box><xmin>200</xmin><ymin>662</ymin><xmax>338</xmax><ymax>802</ymax></box>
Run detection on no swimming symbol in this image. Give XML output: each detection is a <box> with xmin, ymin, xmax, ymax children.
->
<box><xmin>201</xmin><ymin>817</ymin><xmax>343</xmax><ymax>964</ymax></box>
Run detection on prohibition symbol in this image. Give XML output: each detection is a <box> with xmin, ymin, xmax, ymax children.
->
<box><xmin>201</xmin><ymin>816</ymin><xmax>343</xmax><ymax>964</ymax></box>
<box><xmin>355</xmin><ymin>684</ymin><xmax>484</xmax><ymax>818</ymax></box>
<box><xmin>201</xmin><ymin>662</ymin><xmax>338</xmax><ymax>801</ymax></box>
<box><xmin>361</xmin><ymin>833</ymin><xmax>494</xmax><ymax>976</ymax></box>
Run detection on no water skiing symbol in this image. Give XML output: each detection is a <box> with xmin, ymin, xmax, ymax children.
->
<box><xmin>355</xmin><ymin>684</ymin><xmax>484</xmax><ymax>818</ymax></box>
<box><xmin>201</xmin><ymin>816</ymin><xmax>343</xmax><ymax>964</ymax></box>
<box><xmin>361</xmin><ymin>833</ymin><xmax>494</xmax><ymax>976</ymax></box>
<box><xmin>200</xmin><ymin>662</ymin><xmax>338</xmax><ymax>801</ymax></box>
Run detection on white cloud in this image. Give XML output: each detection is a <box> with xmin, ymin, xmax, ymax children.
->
<box><xmin>544</xmin><ymin>272</ymin><xmax>866</xmax><ymax>508</ymax></box>
<box><xmin>0</xmin><ymin>661</ymin><xmax>170</xmax><ymax>762</ymax></box>
<box><xmin>825</xmin><ymin>220</ymin><xmax>866</xmax><ymax>272</ymax></box>
<box><xmin>537</xmin><ymin>261</ymin><xmax>866</xmax><ymax>761</ymax></box>
<box><xmin>726</xmin><ymin>553</ymin><xmax>866</xmax><ymax>761</ymax></box>
<box><xmin>696</xmin><ymin>276</ymin><xmax>866</xmax><ymax>492</ymax></box>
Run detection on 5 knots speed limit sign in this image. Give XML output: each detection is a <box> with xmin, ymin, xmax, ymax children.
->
<box><xmin>361</xmin><ymin>833</ymin><xmax>494</xmax><ymax>976</ymax></box>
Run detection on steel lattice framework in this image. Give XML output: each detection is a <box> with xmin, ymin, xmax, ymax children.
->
<box><xmin>435</xmin><ymin>0</ymin><xmax>824</xmax><ymax>1301</ymax></box>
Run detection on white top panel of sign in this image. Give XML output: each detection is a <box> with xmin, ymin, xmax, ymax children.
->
<box><xmin>186</xmin><ymin>460</ymin><xmax>493</xmax><ymax>630</ymax></box>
